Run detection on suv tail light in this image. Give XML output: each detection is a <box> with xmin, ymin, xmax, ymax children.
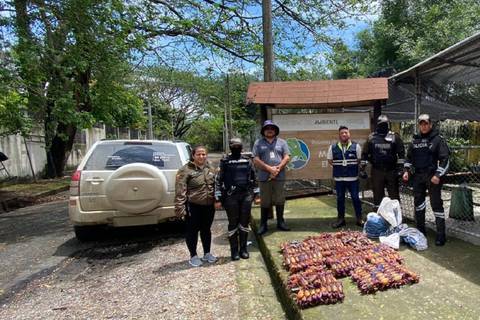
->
<box><xmin>70</xmin><ymin>170</ymin><xmax>81</xmax><ymax>196</ymax></box>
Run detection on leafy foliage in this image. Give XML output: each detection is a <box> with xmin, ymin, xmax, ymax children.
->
<box><xmin>329</xmin><ymin>0</ymin><xmax>480</xmax><ymax>78</ymax></box>
<box><xmin>136</xmin><ymin>0</ymin><xmax>372</xmax><ymax>70</ymax></box>
<box><xmin>447</xmin><ymin>137</ymin><xmax>471</xmax><ymax>173</ymax></box>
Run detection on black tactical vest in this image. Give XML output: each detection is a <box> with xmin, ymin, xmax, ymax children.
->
<box><xmin>222</xmin><ymin>156</ymin><xmax>252</xmax><ymax>190</ymax></box>
<box><xmin>411</xmin><ymin>136</ymin><xmax>434</xmax><ymax>172</ymax></box>
<box><xmin>369</xmin><ymin>133</ymin><xmax>397</xmax><ymax>169</ymax></box>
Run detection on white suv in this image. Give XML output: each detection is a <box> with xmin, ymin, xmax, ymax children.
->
<box><xmin>69</xmin><ymin>140</ymin><xmax>191</xmax><ymax>241</ymax></box>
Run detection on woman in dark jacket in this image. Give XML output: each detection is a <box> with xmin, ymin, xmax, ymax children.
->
<box><xmin>175</xmin><ymin>145</ymin><xmax>217</xmax><ymax>267</ymax></box>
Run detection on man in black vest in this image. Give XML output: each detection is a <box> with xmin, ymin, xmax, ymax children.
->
<box><xmin>215</xmin><ymin>138</ymin><xmax>259</xmax><ymax>260</ymax></box>
<box><xmin>361</xmin><ymin>115</ymin><xmax>405</xmax><ymax>210</ymax></box>
<box><xmin>403</xmin><ymin>114</ymin><xmax>450</xmax><ymax>246</ymax></box>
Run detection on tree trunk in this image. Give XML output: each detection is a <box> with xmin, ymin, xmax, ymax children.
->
<box><xmin>46</xmin><ymin>123</ymin><xmax>77</xmax><ymax>178</ymax></box>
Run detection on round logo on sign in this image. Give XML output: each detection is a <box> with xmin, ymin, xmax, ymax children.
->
<box><xmin>286</xmin><ymin>138</ymin><xmax>310</xmax><ymax>170</ymax></box>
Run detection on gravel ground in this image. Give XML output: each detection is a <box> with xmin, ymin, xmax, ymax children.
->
<box><xmin>0</xmin><ymin>211</ymin><xmax>246</xmax><ymax>320</ymax></box>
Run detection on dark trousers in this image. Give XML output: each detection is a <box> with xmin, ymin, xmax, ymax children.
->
<box><xmin>223</xmin><ymin>191</ymin><xmax>253</xmax><ymax>233</ymax></box>
<box><xmin>335</xmin><ymin>180</ymin><xmax>362</xmax><ymax>219</ymax></box>
<box><xmin>185</xmin><ymin>202</ymin><xmax>215</xmax><ymax>258</ymax></box>
<box><xmin>372</xmin><ymin>167</ymin><xmax>400</xmax><ymax>207</ymax></box>
<box><xmin>413</xmin><ymin>172</ymin><xmax>444</xmax><ymax>219</ymax></box>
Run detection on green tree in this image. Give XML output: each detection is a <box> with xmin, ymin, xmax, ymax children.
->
<box><xmin>329</xmin><ymin>0</ymin><xmax>480</xmax><ymax>78</ymax></box>
<box><xmin>0</xmin><ymin>50</ymin><xmax>32</xmax><ymax>136</ymax></box>
<box><xmin>8</xmin><ymin>0</ymin><xmax>145</xmax><ymax>177</ymax></box>
<box><xmin>135</xmin><ymin>66</ymin><xmax>221</xmax><ymax>140</ymax></box>
<box><xmin>137</xmin><ymin>0</ymin><xmax>372</xmax><ymax>69</ymax></box>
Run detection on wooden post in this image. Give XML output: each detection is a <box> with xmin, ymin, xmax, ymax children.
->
<box><xmin>262</xmin><ymin>0</ymin><xmax>274</xmax><ymax>122</ymax></box>
<box><xmin>226</xmin><ymin>73</ymin><xmax>233</xmax><ymax>138</ymax></box>
<box><xmin>23</xmin><ymin>136</ymin><xmax>37</xmax><ymax>182</ymax></box>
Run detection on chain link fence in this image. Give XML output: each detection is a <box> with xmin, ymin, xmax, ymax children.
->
<box><xmin>290</xmin><ymin>120</ymin><xmax>480</xmax><ymax>243</ymax></box>
<box><xmin>392</xmin><ymin>120</ymin><xmax>480</xmax><ymax>241</ymax></box>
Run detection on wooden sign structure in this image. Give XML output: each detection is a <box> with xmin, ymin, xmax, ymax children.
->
<box><xmin>246</xmin><ymin>78</ymin><xmax>388</xmax><ymax>180</ymax></box>
<box><xmin>273</xmin><ymin>113</ymin><xmax>371</xmax><ymax>180</ymax></box>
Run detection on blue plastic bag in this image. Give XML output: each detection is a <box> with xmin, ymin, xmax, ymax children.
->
<box><xmin>363</xmin><ymin>212</ymin><xmax>390</xmax><ymax>238</ymax></box>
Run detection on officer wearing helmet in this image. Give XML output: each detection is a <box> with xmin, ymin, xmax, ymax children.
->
<box><xmin>403</xmin><ymin>114</ymin><xmax>450</xmax><ymax>246</ymax></box>
<box><xmin>361</xmin><ymin>115</ymin><xmax>405</xmax><ymax>210</ymax></box>
<box><xmin>215</xmin><ymin>138</ymin><xmax>259</xmax><ymax>260</ymax></box>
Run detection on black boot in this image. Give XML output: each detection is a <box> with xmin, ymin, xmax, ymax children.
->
<box><xmin>331</xmin><ymin>218</ymin><xmax>346</xmax><ymax>229</ymax></box>
<box><xmin>276</xmin><ymin>205</ymin><xmax>290</xmax><ymax>231</ymax></box>
<box><xmin>267</xmin><ymin>207</ymin><xmax>274</xmax><ymax>219</ymax></box>
<box><xmin>257</xmin><ymin>208</ymin><xmax>269</xmax><ymax>235</ymax></box>
<box><xmin>415</xmin><ymin>211</ymin><xmax>427</xmax><ymax>236</ymax></box>
<box><xmin>239</xmin><ymin>230</ymin><xmax>249</xmax><ymax>259</ymax></box>
<box><xmin>435</xmin><ymin>217</ymin><xmax>446</xmax><ymax>246</ymax></box>
<box><xmin>229</xmin><ymin>232</ymin><xmax>240</xmax><ymax>261</ymax></box>
<box><xmin>355</xmin><ymin>218</ymin><xmax>365</xmax><ymax>227</ymax></box>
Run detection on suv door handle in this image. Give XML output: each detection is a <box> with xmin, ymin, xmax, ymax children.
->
<box><xmin>85</xmin><ymin>178</ymin><xmax>105</xmax><ymax>183</ymax></box>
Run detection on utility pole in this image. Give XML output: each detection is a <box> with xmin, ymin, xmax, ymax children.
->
<box><xmin>226</xmin><ymin>73</ymin><xmax>233</xmax><ymax>139</ymax></box>
<box><xmin>209</xmin><ymin>95</ymin><xmax>228</xmax><ymax>153</ymax></box>
<box><xmin>147</xmin><ymin>100</ymin><xmax>153</xmax><ymax>139</ymax></box>
<box><xmin>262</xmin><ymin>0</ymin><xmax>274</xmax><ymax>122</ymax></box>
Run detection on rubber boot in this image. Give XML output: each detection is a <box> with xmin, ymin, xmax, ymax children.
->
<box><xmin>276</xmin><ymin>205</ymin><xmax>290</xmax><ymax>231</ymax></box>
<box><xmin>229</xmin><ymin>232</ymin><xmax>240</xmax><ymax>261</ymax></box>
<box><xmin>331</xmin><ymin>218</ymin><xmax>346</xmax><ymax>229</ymax></box>
<box><xmin>355</xmin><ymin>216</ymin><xmax>365</xmax><ymax>227</ymax></box>
<box><xmin>239</xmin><ymin>230</ymin><xmax>249</xmax><ymax>259</ymax></box>
<box><xmin>267</xmin><ymin>206</ymin><xmax>274</xmax><ymax>219</ymax></box>
<box><xmin>257</xmin><ymin>208</ymin><xmax>269</xmax><ymax>235</ymax></box>
<box><xmin>331</xmin><ymin>210</ymin><xmax>346</xmax><ymax>228</ymax></box>
<box><xmin>415</xmin><ymin>211</ymin><xmax>427</xmax><ymax>236</ymax></box>
<box><xmin>435</xmin><ymin>217</ymin><xmax>446</xmax><ymax>246</ymax></box>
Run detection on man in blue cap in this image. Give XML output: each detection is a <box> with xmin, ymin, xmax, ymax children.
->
<box><xmin>252</xmin><ymin>120</ymin><xmax>291</xmax><ymax>235</ymax></box>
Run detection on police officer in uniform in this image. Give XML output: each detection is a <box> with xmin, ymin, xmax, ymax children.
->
<box><xmin>403</xmin><ymin>114</ymin><xmax>450</xmax><ymax>246</ymax></box>
<box><xmin>361</xmin><ymin>115</ymin><xmax>405</xmax><ymax>210</ymax></box>
<box><xmin>215</xmin><ymin>138</ymin><xmax>259</xmax><ymax>260</ymax></box>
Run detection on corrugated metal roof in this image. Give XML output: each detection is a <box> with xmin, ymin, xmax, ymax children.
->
<box><xmin>390</xmin><ymin>31</ymin><xmax>480</xmax><ymax>85</ymax></box>
<box><xmin>387</xmin><ymin>31</ymin><xmax>480</xmax><ymax>121</ymax></box>
<box><xmin>246</xmin><ymin>78</ymin><xmax>388</xmax><ymax>108</ymax></box>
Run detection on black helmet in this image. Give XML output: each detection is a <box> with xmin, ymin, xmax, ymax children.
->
<box><xmin>229</xmin><ymin>137</ymin><xmax>243</xmax><ymax>149</ymax></box>
<box><xmin>376</xmin><ymin>115</ymin><xmax>390</xmax><ymax>133</ymax></box>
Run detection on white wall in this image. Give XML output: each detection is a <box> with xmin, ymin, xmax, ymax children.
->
<box><xmin>0</xmin><ymin>126</ymin><xmax>106</xmax><ymax>179</ymax></box>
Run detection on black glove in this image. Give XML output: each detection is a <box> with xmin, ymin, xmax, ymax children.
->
<box><xmin>359</xmin><ymin>170</ymin><xmax>368</xmax><ymax>179</ymax></box>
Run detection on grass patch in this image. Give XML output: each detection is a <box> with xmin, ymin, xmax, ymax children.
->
<box><xmin>253</xmin><ymin>195</ymin><xmax>480</xmax><ymax>320</ymax></box>
<box><xmin>0</xmin><ymin>178</ymin><xmax>70</xmax><ymax>196</ymax></box>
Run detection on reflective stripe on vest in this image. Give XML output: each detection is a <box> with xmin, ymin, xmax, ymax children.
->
<box><xmin>331</xmin><ymin>142</ymin><xmax>359</xmax><ymax>178</ymax></box>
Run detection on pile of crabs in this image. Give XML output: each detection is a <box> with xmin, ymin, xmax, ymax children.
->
<box><xmin>281</xmin><ymin>231</ymin><xmax>419</xmax><ymax>308</ymax></box>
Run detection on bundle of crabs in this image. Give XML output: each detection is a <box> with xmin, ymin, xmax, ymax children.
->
<box><xmin>281</xmin><ymin>231</ymin><xmax>419</xmax><ymax>309</ymax></box>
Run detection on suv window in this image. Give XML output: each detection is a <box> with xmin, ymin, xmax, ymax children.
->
<box><xmin>181</xmin><ymin>144</ymin><xmax>192</xmax><ymax>162</ymax></box>
<box><xmin>84</xmin><ymin>142</ymin><xmax>182</xmax><ymax>170</ymax></box>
